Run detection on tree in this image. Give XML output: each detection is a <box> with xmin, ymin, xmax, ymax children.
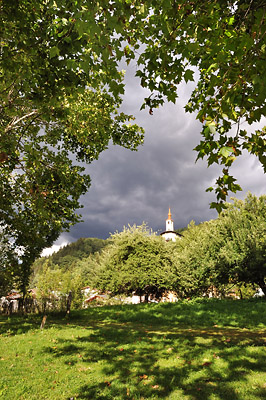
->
<box><xmin>171</xmin><ymin>220</ymin><xmax>219</xmax><ymax>297</ymax></box>
<box><xmin>172</xmin><ymin>194</ymin><xmax>266</xmax><ymax>297</ymax></box>
<box><xmin>2</xmin><ymin>1</ymin><xmax>266</xmax><ymax>289</ymax></box>
<box><xmin>51</xmin><ymin>238</ymin><xmax>107</xmax><ymax>265</ymax></box>
<box><xmin>34</xmin><ymin>260</ymin><xmax>72</xmax><ymax>312</ymax></box>
<box><xmin>31</xmin><ymin>257</ymin><xmax>87</xmax><ymax>310</ymax></box>
<box><xmin>95</xmin><ymin>225</ymin><xmax>175</xmax><ymax>301</ymax></box>
<box><xmin>0</xmin><ymin>228</ymin><xmax>19</xmax><ymax>296</ymax></box>
<box><xmin>0</xmin><ymin>0</ymin><xmax>143</xmax><ymax>289</ymax></box>
<box><xmin>33</xmin><ymin>258</ymin><xmax>86</xmax><ymax>311</ymax></box>
<box><xmin>213</xmin><ymin>193</ymin><xmax>266</xmax><ymax>295</ymax></box>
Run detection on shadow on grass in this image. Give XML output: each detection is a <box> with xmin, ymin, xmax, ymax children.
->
<box><xmin>58</xmin><ymin>326</ymin><xmax>265</xmax><ymax>399</ymax></box>
<box><xmin>1</xmin><ymin>300</ymin><xmax>266</xmax><ymax>399</ymax></box>
<box><xmin>1</xmin><ymin>298</ymin><xmax>266</xmax><ymax>336</ymax></box>
<box><xmin>0</xmin><ymin>314</ymin><xmax>40</xmax><ymax>335</ymax></box>
<box><xmin>42</xmin><ymin>313</ymin><xmax>266</xmax><ymax>399</ymax></box>
<box><xmin>72</xmin><ymin>298</ymin><xmax>266</xmax><ymax>330</ymax></box>
<box><xmin>0</xmin><ymin>311</ymin><xmax>69</xmax><ymax>336</ymax></box>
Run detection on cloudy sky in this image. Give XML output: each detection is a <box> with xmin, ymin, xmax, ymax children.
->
<box><xmin>42</xmin><ymin>65</ymin><xmax>266</xmax><ymax>255</ymax></box>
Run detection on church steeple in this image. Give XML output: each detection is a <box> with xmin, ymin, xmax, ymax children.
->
<box><xmin>161</xmin><ymin>207</ymin><xmax>180</xmax><ymax>242</ymax></box>
<box><xmin>166</xmin><ymin>207</ymin><xmax>174</xmax><ymax>232</ymax></box>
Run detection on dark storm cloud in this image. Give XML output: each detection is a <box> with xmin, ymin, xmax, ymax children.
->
<box><xmin>42</xmin><ymin>71</ymin><xmax>266</xmax><ymax>254</ymax></box>
<box><xmin>61</xmin><ymin>103</ymin><xmax>221</xmax><ymax>241</ymax></box>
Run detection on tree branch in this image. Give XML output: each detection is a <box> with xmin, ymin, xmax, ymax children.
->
<box><xmin>5</xmin><ymin>111</ymin><xmax>39</xmax><ymax>133</ymax></box>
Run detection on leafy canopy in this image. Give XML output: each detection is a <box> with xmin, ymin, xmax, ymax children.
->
<box><xmin>95</xmin><ymin>224</ymin><xmax>176</xmax><ymax>299</ymax></box>
<box><xmin>113</xmin><ymin>0</ymin><xmax>266</xmax><ymax>210</ymax></box>
<box><xmin>213</xmin><ymin>193</ymin><xmax>266</xmax><ymax>294</ymax></box>
<box><xmin>173</xmin><ymin>193</ymin><xmax>266</xmax><ymax>296</ymax></box>
<box><xmin>1</xmin><ymin>0</ymin><xmax>266</xmax><ymax>292</ymax></box>
<box><xmin>29</xmin><ymin>194</ymin><xmax>266</xmax><ymax>302</ymax></box>
<box><xmin>0</xmin><ymin>0</ymin><xmax>144</xmax><ymax>283</ymax></box>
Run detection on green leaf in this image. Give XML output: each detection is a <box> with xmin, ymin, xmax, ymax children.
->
<box><xmin>225</xmin><ymin>30</ymin><xmax>232</xmax><ymax>38</ymax></box>
<box><xmin>219</xmin><ymin>146</ymin><xmax>232</xmax><ymax>158</ymax></box>
<box><xmin>228</xmin><ymin>16</ymin><xmax>235</xmax><ymax>26</ymax></box>
<box><xmin>49</xmin><ymin>46</ymin><xmax>60</xmax><ymax>58</ymax></box>
<box><xmin>209</xmin><ymin>125</ymin><xmax>216</xmax><ymax>134</ymax></box>
<box><xmin>167</xmin><ymin>91</ymin><xmax>178</xmax><ymax>103</ymax></box>
<box><xmin>206</xmin><ymin>63</ymin><xmax>218</xmax><ymax>73</ymax></box>
<box><xmin>184</xmin><ymin>69</ymin><xmax>194</xmax><ymax>83</ymax></box>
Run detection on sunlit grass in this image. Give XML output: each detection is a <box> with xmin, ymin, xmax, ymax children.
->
<box><xmin>0</xmin><ymin>299</ymin><xmax>265</xmax><ymax>399</ymax></box>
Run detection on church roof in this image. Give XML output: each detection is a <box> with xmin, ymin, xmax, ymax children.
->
<box><xmin>160</xmin><ymin>230</ymin><xmax>182</xmax><ymax>237</ymax></box>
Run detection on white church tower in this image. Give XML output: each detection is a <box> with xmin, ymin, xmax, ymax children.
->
<box><xmin>160</xmin><ymin>208</ymin><xmax>180</xmax><ymax>242</ymax></box>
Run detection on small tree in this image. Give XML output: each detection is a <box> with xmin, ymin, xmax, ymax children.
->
<box><xmin>171</xmin><ymin>220</ymin><xmax>219</xmax><ymax>298</ymax></box>
<box><xmin>0</xmin><ymin>1</ymin><xmax>144</xmax><ymax>294</ymax></box>
<box><xmin>95</xmin><ymin>225</ymin><xmax>175</xmax><ymax>301</ymax></box>
<box><xmin>213</xmin><ymin>193</ymin><xmax>266</xmax><ymax>295</ymax></box>
<box><xmin>35</xmin><ymin>261</ymin><xmax>72</xmax><ymax>312</ymax></box>
<box><xmin>172</xmin><ymin>194</ymin><xmax>266</xmax><ymax>297</ymax></box>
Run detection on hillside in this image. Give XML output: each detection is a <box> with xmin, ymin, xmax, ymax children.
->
<box><xmin>30</xmin><ymin>237</ymin><xmax>108</xmax><ymax>287</ymax></box>
<box><xmin>50</xmin><ymin>237</ymin><xmax>107</xmax><ymax>265</ymax></box>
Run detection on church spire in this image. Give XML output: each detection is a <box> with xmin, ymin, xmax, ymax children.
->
<box><xmin>166</xmin><ymin>207</ymin><xmax>174</xmax><ymax>232</ymax></box>
<box><xmin>161</xmin><ymin>207</ymin><xmax>179</xmax><ymax>242</ymax></box>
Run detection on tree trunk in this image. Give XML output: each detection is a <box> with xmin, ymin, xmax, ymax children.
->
<box><xmin>66</xmin><ymin>291</ymin><xmax>72</xmax><ymax>315</ymax></box>
<box><xmin>40</xmin><ymin>315</ymin><xmax>47</xmax><ymax>329</ymax></box>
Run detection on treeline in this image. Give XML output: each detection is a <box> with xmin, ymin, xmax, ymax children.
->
<box><xmin>51</xmin><ymin>237</ymin><xmax>107</xmax><ymax>264</ymax></box>
<box><xmin>28</xmin><ymin>238</ymin><xmax>107</xmax><ymax>310</ymax></box>
<box><xmin>28</xmin><ymin>193</ymin><xmax>266</xmax><ymax>309</ymax></box>
<box><xmin>94</xmin><ymin>194</ymin><xmax>266</xmax><ymax>300</ymax></box>
<box><xmin>31</xmin><ymin>237</ymin><xmax>107</xmax><ymax>275</ymax></box>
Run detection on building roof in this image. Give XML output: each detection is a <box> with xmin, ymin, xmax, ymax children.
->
<box><xmin>160</xmin><ymin>230</ymin><xmax>182</xmax><ymax>237</ymax></box>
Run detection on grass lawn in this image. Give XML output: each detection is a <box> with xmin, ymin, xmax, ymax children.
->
<box><xmin>0</xmin><ymin>298</ymin><xmax>266</xmax><ymax>399</ymax></box>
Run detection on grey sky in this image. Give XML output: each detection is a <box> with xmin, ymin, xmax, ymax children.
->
<box><xmin>42</xmin><ymin>66</ymin><xmax>266</xmax><ymax>255</ymax></box>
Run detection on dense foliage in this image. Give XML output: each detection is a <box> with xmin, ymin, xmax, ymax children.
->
<box><xmin>95</xmin><ymin>225</ymin><xmax>176</xmax><ymax>300</ymax></box>
<box><xmin>29</xmin><ymin>238</ymin><xmax>107</xmax><ymax>309</ymax></box>
<box><xmin>93</xmin><ymin>194</ymin><xmax>266</xmax><ymax>299</ymax></box>
<box><xmin>1</xmin><ymin>0</ymin><xmax>265</xmax><ymax>297</ymax></box>
<box><xmin>2</xmin><ymin>0</ymin><xmax>262</xmax><ymax>211</ymax></box>
<box><xmin>211</xmin><ymin>194</ymin><xmax>266</xmax><ymax>295</ymax></box>
<box><xmin>50</xmin><ymin>238</ymin><xmax>107</xmax><ymax>264</ymax></box>
<box><xmin>19</xmin><ymin>194</ymin><xmax>265</xmax><ymax>305</ymax></box>
<box><xmin>0</xmin><ymin>0</ymin><xmax>144</xmax><ymax>293</ymax></box>
<box><xmin>0</xmin><ymin>229</ymin><xmax>19</xmax><ymax>296</ymax></box>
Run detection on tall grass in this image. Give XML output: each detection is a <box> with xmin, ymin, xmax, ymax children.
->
<box><xmin>0</xmin><ymin>299</ymin><xmax>265</xmax><ymax>399</ymax></box>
